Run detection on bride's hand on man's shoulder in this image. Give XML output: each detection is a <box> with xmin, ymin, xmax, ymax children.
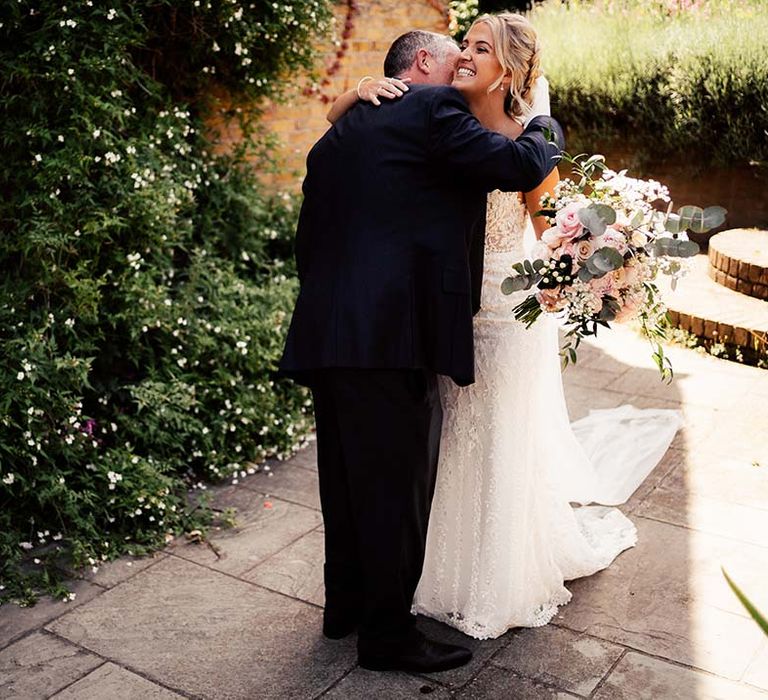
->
<box><xmin>357</xmin><ymin>76</ymin><xmax>411</xmax><ymax>106</ymax></box>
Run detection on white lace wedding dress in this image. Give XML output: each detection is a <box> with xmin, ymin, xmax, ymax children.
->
<box><xmin>412</xmin><ymin>190</ymin><xmax>683</xmax><ymax>639</ymax></box>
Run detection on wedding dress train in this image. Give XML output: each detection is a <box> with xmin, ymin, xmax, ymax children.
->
<box><xmin>412</xmin><ymin>190</ymin><xmax>683</xmax><ymax>639</ymax></box>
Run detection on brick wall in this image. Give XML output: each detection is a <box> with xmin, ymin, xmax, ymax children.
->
<box><xmin>254</xmin><ymin>0</ymin><xmax>449</xmax><ymax>190</ymax></box>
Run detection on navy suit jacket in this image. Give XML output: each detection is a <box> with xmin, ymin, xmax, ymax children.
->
<box><xmin>280</xmin><ymin>85</ymin><xmax>563</xmax><ymax>386</ymax></box>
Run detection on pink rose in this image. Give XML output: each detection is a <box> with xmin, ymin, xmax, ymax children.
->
<box><xmin>590</xmin><ymin>273</ymin><xmax>617</xmax><ymax>298</ymax></box>
<box><xmin>600</xmin><ymin>227</ymin><xmax>629</xmax><ymax>255</ymax></box>
<box><xmin>555</xmin><ymin>202</ymin><xmax>585</xmax><ymax>241</ymax></box>
<box><xmin>573</xmin><ymin>238</ymin><xmax>596</xmax><ymax>262</ymax></box>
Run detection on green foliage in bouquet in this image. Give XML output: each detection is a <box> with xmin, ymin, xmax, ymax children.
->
<box><xmin>0</xmin><ymin>0</ymin><xmax>332</xmax><ymax>605</ymax></box>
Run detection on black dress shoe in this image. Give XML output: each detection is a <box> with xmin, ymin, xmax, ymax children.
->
<box><xmin>358</xmin><ymin>630</ymin><xmax>472</xmax><ymax>673</ymax></box>
<box><xmin>322</xmin><ymin>609</ymin><xmax>358</xmax><ymax>639</ymax></box>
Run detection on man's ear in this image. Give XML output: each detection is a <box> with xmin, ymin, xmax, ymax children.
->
<box><xmin>415</xmin><ymin>48</ymin><xmax>432</xmax><ymax>75</ymax></box>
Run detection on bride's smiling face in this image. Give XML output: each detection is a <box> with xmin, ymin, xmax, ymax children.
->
<box><xmin>452</xmin><ymin>23</ymin><xmax>505</xmax><ymax>98</ymax></box>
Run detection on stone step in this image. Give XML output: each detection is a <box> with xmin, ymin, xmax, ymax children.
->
<box><xmin>708</xmin><ymin>228</ymin><xmax>768</xmax><ymax>301</ymax></box>
<box><xmin>662</xmin><ymin>254</ymin><xmax>768</xmax><ymax>349</ymax></box>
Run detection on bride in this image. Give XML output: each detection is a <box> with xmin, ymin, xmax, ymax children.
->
<box><xmin>333</xmin><ymin>12</ymin><xmax>682</xmax><ymax>640</ymax></box>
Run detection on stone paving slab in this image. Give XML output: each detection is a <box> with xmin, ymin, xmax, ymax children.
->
<box><xmin>621</xmin><ymin>447</ymin><xmax>684</xmax><ymax>515</ymax></box>
<box><xmin>0</xmin><ymin>631</ymin><xmax>102</xmax><ymax>700</ymax></box>
<box><xmin>321</xmin><ymin>668</ymin><xmax>451</xmax><ymax>699</ymax></box>
<box><xmin>168</xmin><ymin>493</ymin><xmax>322</xmax><ymax>576</ymax></box>
<box><xmin>287</xmin><ymin>440</ymin><xmax>318</xmax><ymax>471</ymax></box>
<box><xmin>454</xmin><ymin>665</ymin><xmax>578</xmax><ymax>699</ymax></box>
<box><xmin>0</xmin><ymin>579</ymin><xmax>104</xmax><ymax>651</ymax></box>
<box><xmin>593</xmin><ymin>651</ymin><xmax>768</xmax><ymax>700</ymax></box>
<box><xmin>492</xmin><ymin>626</ymin><xmax>625</xmax><ymax>697</ymax></box>
<box><xmin>604</xmin><ymin>364</ymin><xmax>756</xmax><ymax>411</ymax></box>
<box><xmin>657</xmin><ymin>451</ymin><xmax>768</xmax><ymax>512</ymax></box>
<box><xmin>637</xmin><ymin>486</ymin><xmax>768</xmax><ymax>548</ymax></box>
<box><xmin>72</xmin><ymin>552</ymin><xmax>168</xmax><ymax>590</ymax></box>
<box><xmin>554</xmin><ymin>517</ymin><xmax>767</xmax><ymax>681</ymax></box>
<box><xmin>744</xmin><ymin>642</ymin><xmax>768</xmax><ymax>690</ymax></box>
<box><xmin>245</xmin><ymin>529</ymin><xmax>325</xmax><ymax>606</ymax></box>
<box><xmin>46</xmin><ymin>556</ymin><xmax>357</xmax><ymax>700</ymax></box>
<box><xmin>49</xmin><ymin>662</ymin><xmax>186</xmax><ymax>699</ymax></box>
<box><xmin>238</xmin><ymin>462</ymin><xmax>321</xmax><ymax>510</ymax></box>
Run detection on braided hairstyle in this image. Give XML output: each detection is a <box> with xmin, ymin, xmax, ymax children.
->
<box><xmin>470</xmin><ymin>12</ymin><xmax>541</xmax><ymax>121</ymax></box>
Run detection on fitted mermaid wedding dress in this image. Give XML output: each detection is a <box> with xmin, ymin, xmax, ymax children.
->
<box><xmin>412</xmin><ymin>190</ymin><xmax>683</xmax><ymax>639</ymax></box>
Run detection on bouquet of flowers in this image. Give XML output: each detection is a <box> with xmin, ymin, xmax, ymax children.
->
<box><xmin>503</xmin><ymin>152</ymin><xmax>726</xmax><ymax>381</ymax></box>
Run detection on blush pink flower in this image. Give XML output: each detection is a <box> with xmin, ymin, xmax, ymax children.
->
<box><xmin>590</xmin><ymin>273</ymin><xmax>617</xmax><ymax>298</ymax></box>
<box><xmin>600</xmin><ymin>227</ymin><xmax>629</xmax><ymax>255</ymax></box>
<box><xmin>573</xmin><ymin>238</ymin><xmax>596</xmax><ymax>262</ymax></box>
<box><xmin>536</xmin><ymin>287</ymin><xmax>568</xmax><ymax>312</ymax></box>
<box><xmin>555</xmin><ymin>202</ymin><xmax>585</xmax><ymax>241</ymax></box>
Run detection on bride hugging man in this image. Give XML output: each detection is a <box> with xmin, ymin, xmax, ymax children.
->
<box><xmin>280</xmin><ymin>12</ymin><xmax>678</xmax><ymax>674</ymax></box>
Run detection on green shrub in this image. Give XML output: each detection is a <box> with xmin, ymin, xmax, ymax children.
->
<box><xmin>0</xmin><ymin>1</ymin><xmax>331</xmax><ymax>605</ymax></box>
<box><xmin>531</xmin><ymin>0</ymin><xmax>768</xmax><ymax>168</ymax></box>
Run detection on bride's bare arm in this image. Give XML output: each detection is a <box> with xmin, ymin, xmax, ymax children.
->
<box><xmin>326</xmin><ymin>77</ymin><xmax>411</xmax><ymax>124</ymax></box>
<box><xmin>524</xmin><ymin>167</ymin><xmax>560</xmax><ymax>239</ymax></box>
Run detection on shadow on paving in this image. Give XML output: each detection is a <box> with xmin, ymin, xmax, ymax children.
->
<box><xmin>2</xmin><ymin>337</ymin><xmax>768</xmax><ymax>699</ymax></box>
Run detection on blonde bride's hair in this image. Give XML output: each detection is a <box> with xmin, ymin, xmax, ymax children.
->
<box><xmin>470</xmin><ymin>12</ymin><xmax>541</xmax><ymax>120</ymax></box>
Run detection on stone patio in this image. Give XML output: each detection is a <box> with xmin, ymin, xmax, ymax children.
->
<box><xmin>2</xmin><ymin>325</ymin><xmax>767</xmax><ymax>699</ymax></box>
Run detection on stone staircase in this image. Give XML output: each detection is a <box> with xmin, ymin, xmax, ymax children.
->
<box><xmin>664</xmin><ymin>228</ymin><xmax>768</xmax><ymax>352</ymax></box>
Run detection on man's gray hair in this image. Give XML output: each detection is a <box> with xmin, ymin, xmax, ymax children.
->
<box><xmin>383</xmin><ymin>30</ymin><xmax>456</xmax><ymax>78</ymax></box>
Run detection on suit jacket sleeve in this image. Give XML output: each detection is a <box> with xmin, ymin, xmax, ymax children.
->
<box><xmin>428</xmin><ymin>88</ymin><xmax>564</xmax><ymax>193</ymax></box>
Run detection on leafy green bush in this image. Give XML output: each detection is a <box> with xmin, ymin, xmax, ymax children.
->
<box><xmin>0</xmin><ymin>1</ymin><xmax>331</xmax><ymax>605</ymax></box>
<box><xmin>531</xmin><ymin>0</ymin><xmax>768</xmax><ymax>168</ymax></box>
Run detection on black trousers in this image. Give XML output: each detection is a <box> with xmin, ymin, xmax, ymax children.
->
<box><xmin>310</xmin><ymin>368</ymin><xmax>443</xmax><ymax>645</ymax></box>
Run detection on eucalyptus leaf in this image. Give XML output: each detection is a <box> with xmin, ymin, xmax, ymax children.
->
<box><xmin>676</xmin><ymin>240</ymin><xmax>700</xmax><ymax>257</ymax></box>
<box><xmin>587</xmin><ymin>247</ymin><xmax>624</xmax><ymax>273</ymax></box>
<box><xmin>652</xmin><ymin>238</ymin><xmax>675</xmax><ymax>256</ymax></box>
<box><xmin>677</xmin><ymin>204</ymin><xmax>727</xmax><ymax>233</ymax></box>
<box><xmin>702</xmin><ymin>205</ymin><xmax>727</xmax><ymax>230</ymax></box>
<box><xmin>677</xmin><ymin>205</ymin><xmax>703</xmax><ymax>232</ymax></box>
<box><xmin>664</xmin><ymin>213</ymin><xmax>682</xmax><ymax>235</ymax></box>
<box><xmin>502</xmin><ymin>276</ymin><xmax>531</xmax><ymax>294</ymax></box>
<box><xmin>578</xmin><ymin>204</ymin><xmax>616</xmax><ymax>236</ymax></box>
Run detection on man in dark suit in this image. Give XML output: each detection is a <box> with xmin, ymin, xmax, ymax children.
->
<box><xmin>280</xmin><ymin>30</ymin><xmax>563</xmax><ymax>673</ymax></box>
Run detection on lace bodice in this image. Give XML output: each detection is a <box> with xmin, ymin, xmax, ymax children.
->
<box><xmin>479</xmin><ymin>190</ymin><xmax>531</xmax><ymax>319</ymax></box>
<box><xmin>484</xmin><ymin>189</ymin><xmax>528</xmax><ymax>255</ymax></box>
